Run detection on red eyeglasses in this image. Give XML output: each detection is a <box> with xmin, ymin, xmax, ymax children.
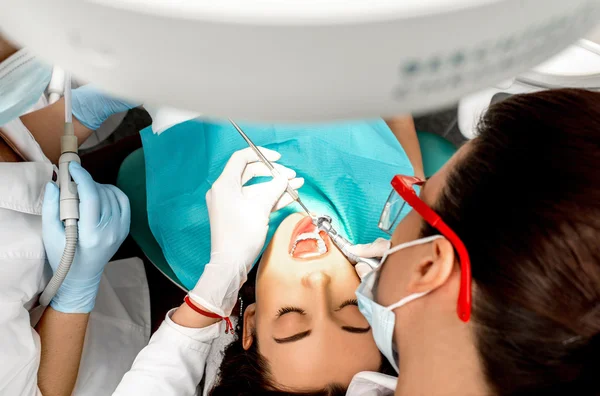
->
<box><xmin>378</xmin><ymin>175</ymin><xmax>472</xmax><ymax>322</ymax></box>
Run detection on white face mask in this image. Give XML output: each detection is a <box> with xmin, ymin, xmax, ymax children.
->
<box><xmin>0</xmin><ymin>49</ymin><xmax>52</xmax><ymax>126</ymax></box>
<box><xmin>356</xmin><ymin>235</ymin><xmax>443</xmax><ymax>372</ymax></box>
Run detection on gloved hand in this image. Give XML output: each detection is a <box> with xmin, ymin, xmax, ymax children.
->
<box><xmin>71</xmin><ymin>85</ymin><xmax>138</xmax><ymax>130</ymax></box>
<box><xmin>42</xmin><ymin>162</ymin><xmax>131</xmax><ymax>313</ymax></box>
<box><xmin>346</xmin><ymin>238</ymin><xmax>391</xmax><ymax>279</ymax></box>
<box><xmin>189</xmin><ymin>147</ymin><xmax>304</xmax><ymax>317</ymax></box>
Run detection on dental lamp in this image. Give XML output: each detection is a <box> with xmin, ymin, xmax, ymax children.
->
<box><xmin>0</xmin><ymin>0</ymin><xmax>599</xmax><ymax>121</ymax></box>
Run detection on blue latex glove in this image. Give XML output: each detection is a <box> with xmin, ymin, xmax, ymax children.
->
<box><xmin>41</xmin><ymin>162</ymin><xmax>131</xmax><ymax>313</ymax></box>
<box><xmin>71</xmin><ymin>85</ymin><xmax>138</xmax><ymax>130</ymax></box>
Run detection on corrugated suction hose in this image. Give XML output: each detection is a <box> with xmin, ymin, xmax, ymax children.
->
<box><xmin>38</xmin><ymin>220</ymin><xmax>77</xmax><ymax>307</ymax></box>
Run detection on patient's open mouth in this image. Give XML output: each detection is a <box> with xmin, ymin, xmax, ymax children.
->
<box><xmin>289</xmin><ymin>216</ymin><xmax>331</xmax><ymax>259</ymax></box>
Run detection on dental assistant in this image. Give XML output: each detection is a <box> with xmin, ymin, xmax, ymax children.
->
<box><xmin>0</xmin><ymin>42</ymin><xmax>148</xmax><ymax>396</ymax></box>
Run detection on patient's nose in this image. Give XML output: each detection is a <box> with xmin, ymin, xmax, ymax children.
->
<box><xmin>304</xmin><ymin>271</ymin><xmax>331</xmax><ymax>289</ymax></box>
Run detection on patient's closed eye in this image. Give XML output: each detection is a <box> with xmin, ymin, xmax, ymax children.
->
<box><xmin>336</xmin><ymin>298</ymin><xmax>370</xmax><ymax>332</ymax></box>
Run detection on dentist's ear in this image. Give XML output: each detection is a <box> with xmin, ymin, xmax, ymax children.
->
<box><xmin>407</xmin><ymin>238</ymin><xmax>455</xmax><ymax>294</ymax></box>
<box><xmin>242</xmin><ymin>303</ymin><xmax>257</xmax><ymax>350</ymax></box>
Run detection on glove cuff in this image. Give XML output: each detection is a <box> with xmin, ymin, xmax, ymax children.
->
<box><xmin>49</xmin><ymin>272</ymin><xmax>103</xmax><ymax>313</ymax></box>
<box><xmin>190</xmin><ymin>261</ymin><xmax>247</xmax><ymax>317</ymax></box>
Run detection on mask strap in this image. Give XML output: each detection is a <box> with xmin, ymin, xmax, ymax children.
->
<box><xmin>381</xmin><ymin>235</ymin><xmax>444</xmax><ymax>263</ymax></box>
<box><xmin>387</xmin><ymin>290</ymin><xmax>430</xmax><ymax>311</ymax></box>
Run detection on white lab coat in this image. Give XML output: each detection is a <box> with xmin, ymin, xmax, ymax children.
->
<box><xmin>0</xmin><ymin>115</ymin><xmax>151</xmax><ymax>396</ymax></box>
<box><xmin>114</xmin><ymin>311</ymin><xmax>397</xmax><ymax>395</ymax></box>
<box><xmin>113</xmin><ymin>309</ymin><xmax>227</xmax><ymax>396</ymax></box>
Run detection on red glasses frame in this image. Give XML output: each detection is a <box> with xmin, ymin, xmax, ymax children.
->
<box><xmin>388</xmin><ymin>175</ymin><xmax>472</xmax><ymax>322</ymax></box>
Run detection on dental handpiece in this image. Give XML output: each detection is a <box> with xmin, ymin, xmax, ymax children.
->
<box><xmin>316</xmin><ymin>215</ymin><xmax>381</xmax><ymax>270</ymax></box>
<box><xmin>229</xmin><ymin>118</ymin><xmax>311</xmax><ymax>215</ymax></box>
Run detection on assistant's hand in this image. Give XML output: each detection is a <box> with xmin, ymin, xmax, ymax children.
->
<box><xmin>42</xmin><ymin>162</ymin><xmax>131</xmax><ymax>313</ymax></box>
<box><xmin>71</xmin><ymin>85</ymin><xmax>138</xmax><ymax>130</ymax></box>
<box><xmin>346</xmin><ymin>238</ymin><xmax>391</xmax><ymax>279</ymax></box>
<box><xmin>190</xmin><ymin>147</ymin><xmax>304</xmax><ymax>316</ymax></box>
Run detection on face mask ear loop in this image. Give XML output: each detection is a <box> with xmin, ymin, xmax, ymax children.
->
<box><xmin>378</xmin><ymin>239</ymin><xmax>392</xmax><ymax>265</ymax></box>
<box><xmin>382</xmin><ymin>235</ymin><xmax>445</xmax><ymax>264</ymax></box>
<box><xmin>381</xmin><ymin>235</ymin><xmax>444</xmax><ymax>310</ymax></box>
<box><xmin>386</xmin><ymin>290</ymin><xmax>431</xmax><ymax>310</ymax></box>
<box><xmin>381</xmin><ymin>251</ymin><xmax>391</xmax><ymax>265</ymax></box>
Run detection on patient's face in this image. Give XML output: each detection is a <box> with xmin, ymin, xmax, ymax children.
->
<box><xmin>247</xmin><ymin>213</ymin><xmax>381</xmax><ymax>391</ymax></box>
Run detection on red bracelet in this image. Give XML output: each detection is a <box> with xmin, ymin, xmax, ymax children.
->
<box><xmin>184</xmin><ymin>295</ymin><xmax>233</xmax><ymax>334</ymax></box>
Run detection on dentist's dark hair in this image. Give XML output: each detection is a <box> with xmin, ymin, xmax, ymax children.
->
<box><xmin>420</xmin><ymin>89</ymin><xmax>600</xmax><ymax>395</ymax></box>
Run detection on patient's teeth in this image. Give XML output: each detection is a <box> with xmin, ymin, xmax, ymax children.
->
<box><xmin>291</xmin><ymin>232</ymin><xmax>327</xmax><ymax>256</ymax></box>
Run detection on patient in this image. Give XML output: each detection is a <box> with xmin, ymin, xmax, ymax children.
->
<box><xmin>139</xmin><ymin>114</ymin><xmax>422</xmax><ymax>394</ymax></box>
<box><xmin>209</xmin><ymin>213</ymin><xmax>395</xmax><ymax>394</ymax></box>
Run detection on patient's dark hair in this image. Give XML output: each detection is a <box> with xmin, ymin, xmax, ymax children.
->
<box><xmin>420</xmin><ymin>89</ymin><xmax>600</xmax><ymax>395</ymax></box>
<box><xmin>209</xmin><ymin>264</ymin><xmax>395</xmax><ymax>395</ymax></box>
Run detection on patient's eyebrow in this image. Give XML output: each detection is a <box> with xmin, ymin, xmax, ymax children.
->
<box><xmin>273</xmin><ymin>330</ymin><xmax>312</xmax><ymax>344</ymax></box>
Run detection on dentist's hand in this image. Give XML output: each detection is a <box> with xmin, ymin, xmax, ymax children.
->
<box><xmin>71</xmin><ymin>85</ymin><xmax>138</xmax><ymax>130</ymax></box>
<box><xmin>346</xmin><ymin>238</ymin><xmax>391</xmax><ymax>279</ymax></box>
<box><xmin>42</xmin><ymin>162</ymin><xmax>131</xmax><ymax>313</ymax></box>
<box><xmin>190</xmin><ymin>147</ymin><xmax>304</xmax><ymax>317</ymax></box>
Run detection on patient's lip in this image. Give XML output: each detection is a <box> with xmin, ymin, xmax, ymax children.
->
<box><xmin>290</xmin><ymin>216</ymin><xmax>316</xmax><ymax>243</ymax></box>
<box><xmin>289</xmin><ymin>216</ymin><xmax>331</xmax><ymax>259</ymax></box>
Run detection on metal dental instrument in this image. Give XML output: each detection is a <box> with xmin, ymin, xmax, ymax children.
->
<box><xmin>229</xmin><ymin>118</ymin><xmax>311</xmax><ymax>215</ymax></box>
<box><xmin>316</xmin><ymin>215</ymin><xmax>381</xmax><ymax>270</ymax></box>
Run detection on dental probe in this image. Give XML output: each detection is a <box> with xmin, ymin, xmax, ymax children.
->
<box><xmin>316</xmin><ymin>215</ymin><xmax>381</xmax><ymax>270</ymax></box>
<box><xmin>229</xmin><ymin>118</ymin><xmax>311</xmax><ymax>215</ymax></box>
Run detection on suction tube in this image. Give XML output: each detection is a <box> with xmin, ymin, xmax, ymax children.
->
<box><xmin>38</xmin><ymin>73</ymin><xmax>80</xmax><ymax>308</ymax></box>
<box><xmin>38</xmin><ymin>220</ymin><xmax>77</xmax><ymax>306</ymax></box>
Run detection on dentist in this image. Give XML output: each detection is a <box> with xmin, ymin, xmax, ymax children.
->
<box><xmin>347</xmin><ymin>89</ymin><xmax>600</xmax><ymax>396</ymax></box>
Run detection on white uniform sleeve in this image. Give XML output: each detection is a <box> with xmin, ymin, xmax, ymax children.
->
<box><xmin>346</xmin><ymin>372</ymin><xmax>397</xmax><ymax>396</ymax></box>
<box><xmin>113</xmin><ymin>308</ymin><xmax>222</xmax><ymax>396</ymax></box>
<box><xmin>0</xmin><ymin>258</ymin><xmax>45</xmax><ymax>396</ymax></box>
<box><xmin>0</xmin><ymin>95</ymin><xmax>56</xmax><ymax>396</ymax></box>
